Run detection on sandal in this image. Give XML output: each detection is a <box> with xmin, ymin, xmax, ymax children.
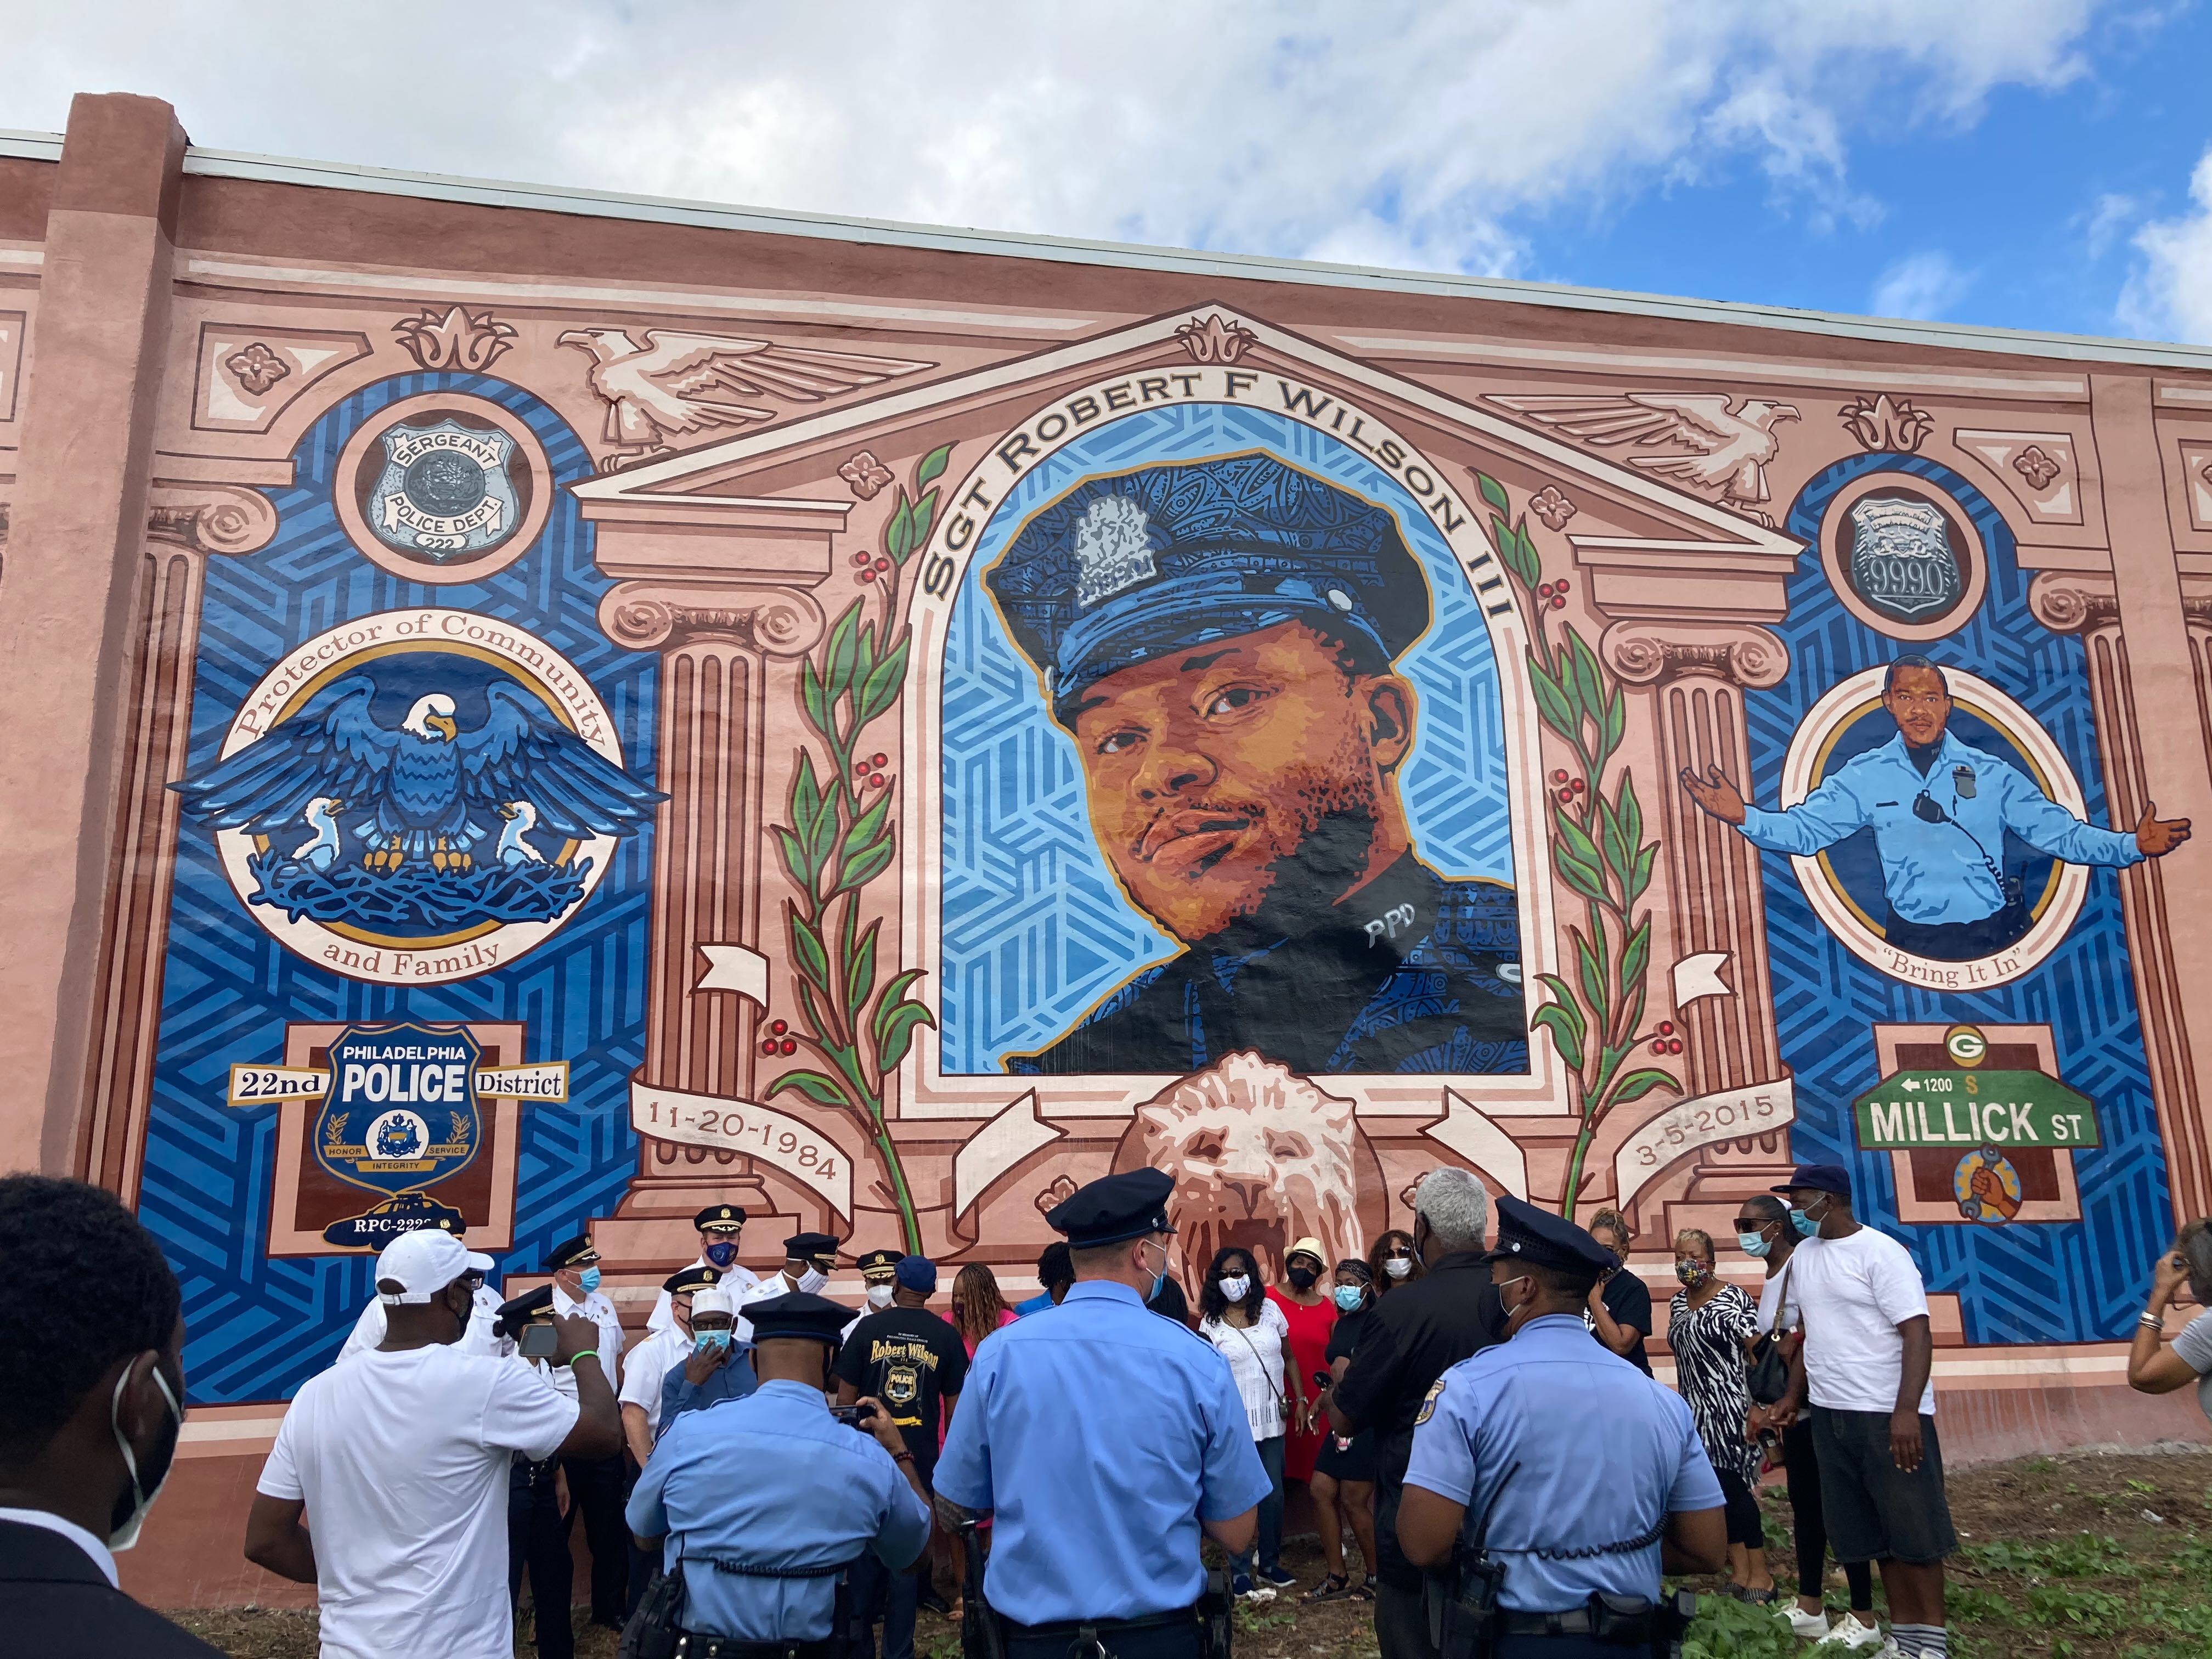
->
<box><xmin>1305</xmin><ymin>1575</ymin><xmax>1350</xmax><ymax>1603</ymax></box>
<box><xmin>1348</xmin><ymin>1582</ymin><xmax>1376</xmax><ymax>1602</ymax></box>
<box><xmin>1740</xmin><ymin>1587</ymin><xmax>1777</xmax><ymax>1606</ymax></box>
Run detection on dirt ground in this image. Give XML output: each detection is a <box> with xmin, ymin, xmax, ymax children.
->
<box><xmin>169</xmin><ymin>1446</ymin><xmax>2212</xmax><ymax>1659</ymax></box>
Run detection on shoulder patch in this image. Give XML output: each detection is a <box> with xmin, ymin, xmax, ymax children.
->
<box><xmin>1414</xmin><ymin>1378</ymin><xmax>1446</xmax><ymax>1426</ymax></box>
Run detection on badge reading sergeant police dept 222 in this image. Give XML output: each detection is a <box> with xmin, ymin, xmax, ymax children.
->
<box><xmin>369</xmin><ymin>419</ymin><xmax>520</xmax><ymax>560</ymax></box>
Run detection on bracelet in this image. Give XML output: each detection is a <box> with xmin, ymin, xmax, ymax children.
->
<box><xmin>569</xmin><ymin>1349</ymin><xmax>600</xmax><ymax>1364</ymax></box>
<box><xmin>891</xmin><ymin>1451</ymin><xmax>915</xmax><ymax>1466</ymax></box>
<box><xmin>2140</xmin><ymin>1312</ymin><xmax>2165</xmax><ymax>1333</ymax></box>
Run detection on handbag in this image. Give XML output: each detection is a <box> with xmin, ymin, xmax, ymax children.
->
<box><xmin>1223</xmin><ymin>1315</ymin><xmax>1296</xmax><ymax>1425</ymax></box>
<box><xmin>1743</xmin><ymin>1262</ymin><xmax>1793</xmax><ymax>1406</ymax></box>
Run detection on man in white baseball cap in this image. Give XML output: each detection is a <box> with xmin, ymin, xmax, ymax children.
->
<box><xmin>245</xmin><ymin>1227</ymin><xmax>621</xmax><ymax>1658</ymax></box>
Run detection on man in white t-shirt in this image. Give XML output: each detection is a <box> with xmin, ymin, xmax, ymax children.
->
<box><xmin>336</xmin><ymin>1266</ymin><xmax>506</xmax><ymax>1363</ymax></box>
<box><xmin>1770</xmin><ymin>1164</ymin><xmax>1954</xmax><ymax>1659</ymax></box>
<box><xmin>243</xmin><ymin>1228</ymin><xmax>620</xmax><ymax>1659</ymax></box>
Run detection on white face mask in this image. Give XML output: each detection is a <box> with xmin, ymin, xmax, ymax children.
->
<box><xmin>866</xmin><ymin>1283</ymin><xmax>896</xmax><ymax>1310</ymax></box>
<box><xmin>795</xmin><ymin>1265</ymin><xmax>829</xmax><ymax>1296</ymax></box>
<box><xmin>108</xmin><ymin>1362</ymin><xmax>183</xmax><ymax>1552</ymax></box>
<box><xmin>1217</xmin><ymin>1274</ymin><xmax>1251</xmax><ymax>1302</ymax></box>
<box><xmin>1384</xmin><ymin>1257</ymin><xmax>1413</xmax><ymax>1280</ymax></box>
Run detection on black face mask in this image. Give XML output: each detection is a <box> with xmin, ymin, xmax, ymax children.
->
<box><xmin>1286</xmin><ymin>1265</ymin><xmax>1318</xmax><ymax>1291</ymax></box>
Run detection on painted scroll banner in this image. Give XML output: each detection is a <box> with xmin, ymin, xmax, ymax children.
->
<box><xmin>1614</xmin><ymin>1076</ymin><xmax>1797</xmax><ymax>1211</ymax></box>
<box><xmin>629</xmin><ymin>1080</ymin><xmax>854</xmax><ymax>1218</ymax></box>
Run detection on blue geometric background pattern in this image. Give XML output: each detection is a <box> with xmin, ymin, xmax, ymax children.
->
<box><xmin>1749</xmin><ymin>452</ymin><xmax>2166</xmax><ymax>1345</ymax></box>
<box><xmin>938</xmin><ymin>403</ymin><xmax>1516</xmax><ymax>1073</ymax></box>
<box><xmin>139</xmin><ymin>374</ymin><xmax>657</xmax><ymax>1404</ymax></box>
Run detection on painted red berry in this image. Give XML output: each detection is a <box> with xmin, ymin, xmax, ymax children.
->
<box><xmin>780</xmin><ymin>1039</ymin><xmax>798</xmax><ymax>1056</ymax></box>
<box><xmin>874</xmin><ymin>556</ymin><xmax>891</xmax><ymax>572</ymax></box>
<box><xmin>852</xmin><ymin>551</ymin><xmax>871</xmax><ymax>567</ymax></box>
<box><xmin>1555</xmin><ymin>578</ymin><xmax>1570</xmax><ymax>593</ymax></box>
<box><xmin>1555</xmin><ymin>788</ymin><xmax>1573</xmax><ymax>803</ymax></box>
<box><xmin>1667</xmin><ymin>1039</ymin><xmax>1684</xmax><ymax>1055</ymax></box>
<box><xmin>771</xmin><ymin>1019</ymin><xmax>788</xmax><ymax>1036</ymax></box>
<box><xmin>1551</xmin><ymin>595</ymin><xmax>1566</xmax><ymax>610</ymax></box>
<box><xmin>759</xmin><ymin>1039</ymin><xmax>777</xmax><ymax>1056</ymax></box>
<box><xmin>871</xmin><ymin>753</ymin><xmax>888</xmax><ymax>768</ymax></box>
<box><xmin>868</xmin><ymin>774</ymin><xmax>887</xmax><ymax>791</ymax></box>
<box><xmin>1650</xmin><ymin>1041</ymin><xmax>1665</xmax><ymax>1054</ymax></box>
<box><xmin>1657</xmin><ymin>1020</ymin><xmax>1673</xmax><ymax>1036</ymax></box>
<box><xmin>1538</xmin><ymin>583</ymin><xmax>1555</xmax><ymax>599</ymax></box>
<box><xmin>859</xmin><ymin>569</ymin><xmax>877</xmax><ymax>583</ymax></box>
<box><xmin>1569</xmin><ymin>778</ymin><xmax>1585</xmax><ymax>794</ymax></box>
<box><xmin>1551</xmin><ymin>769</ymin><xmax>1568</xmax><ymax>783</ymax></box>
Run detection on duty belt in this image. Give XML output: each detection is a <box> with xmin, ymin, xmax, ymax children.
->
<box><xmin>1003</xmin><ymin>1604</ymin><xmax>1203</xmax><ymax>1659</ymax></box>
<box><xmin>668</xmin><ymin>1639</ymin><xmax>834</xmax><ymax>1659</ymax></box>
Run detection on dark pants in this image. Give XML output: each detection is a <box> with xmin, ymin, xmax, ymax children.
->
<box><xmin>564</xmin><ymin>1452</ymin><xmax>631</xmax><ymax>1627</ymax></box>
<box><xmin>1884</xmin><ymin>898</ymin><xmax>2028</xmax><ymax>962</ymax></box>
<box><xmin>1375</xmin><ymin>1581</ymin><xmax>1439</xmax><ymax>1659</ymax></box>
<box><xmin>509</xmin><ymin>1458</ymin><xmax>575</xmax><ymax>1659</ymax></box>
<box><xmin>1230</xmin><ymin>1435</ymin><xmax>1286</xmax><ymax>1578</ymax></box>
<box><xmin>1782</xmin><ymin>1418</ymin><xmax>1872</xmax><ymax>1607</ymax></box>
<box><xmin>1810</xmin><ymin>1408</ymin><xmax>1957</xmax><ymax>1566</ymax></box>
<box><xmin>1492</xmin><ymin>1638</ymin><xmax>1632</xmax><ymax>1659</ymax></box>
<box><xmin>625</xmin><ymin>1458</ymin><xmax>658</xmax><ymax>1621</ymax></box>
<box><xmin>1714</xmin><ymin>1468</ymin><xmax>1764</xmax><ymax>1550</ymax></box>
<box><xmin>851</xmin><ymin>1549</ymin><xmax>921</xmax><ymax>1659</ymax></box>
<box><xmin>1005</xmin><ymin>1622</ymin><xmax>1200</xmax><ymax>1659</ymax></box>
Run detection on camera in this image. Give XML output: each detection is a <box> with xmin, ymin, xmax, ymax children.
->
<box><xmin>830</xmin><ymin>1403</ymin><xmax>878</xmax><ymax>1429</ymax></box>
<box><xmin>518</xmin><ymin>1322</ymin><xmax>559</xmax><ymax>1359</ymax></box>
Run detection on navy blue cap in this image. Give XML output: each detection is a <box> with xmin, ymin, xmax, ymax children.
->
<box><xmin>985</xmin><ymin>452</ymin><xmax>1431</xmax><ymax>726</ymax></box>
<box><xmin>1046</xmin><ymin>1167</ymin><xmax>1175</xmax><ymax>1249</ymax></box>
<box><xmin>662</xmin><ymin>1266</ymin><xmax>721</xmax><ymax>1295</ymax></box>
<box><xmin>745</xmin><ymin>1290</ymin><xmax>855</xmax><ymax>1345</ymax></box>
<box><xmin>545</xmin><ymin>1234</ymin><xmax>599</xmax><ymax>1270</ymax></box>
<box><xmin>855</xmin><ymin>1249</ymin><xmax>902</xmax><ymax>1274</ymax></box>
<box><xmin>493</xmin><ymin>1284</ymin><xmax>553</xmax><ymax>1339</ymax></box>
<box><xmin>1773</xmin><ymin>1164</ymin><xmax>1852</xmax><ymax>1198</ymax></box>
<box><xmin>894</xmin><ymin>1255</ymin><xmax>938</xmax><ymax>1294</ymax></box>
<box><xmin>1481</xmin><ymin>1195</ymin><xmax>1617</xmax><ymax>1278</ymax></box>
<box><xmin>783</xmin><ymin>1232</ymin><xmax>840</xmax><ymax>1260</ymax></box>
<box><xmin>693</xmin><ymin>1204</ymin><xmax>746</xmax><ymax>1232</ymax></box>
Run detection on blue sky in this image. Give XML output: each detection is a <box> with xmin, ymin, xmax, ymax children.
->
<box><xmin>5</xmin><ymin>2</ymin><xmax>2212</xmax><ymax>343</ymax></box>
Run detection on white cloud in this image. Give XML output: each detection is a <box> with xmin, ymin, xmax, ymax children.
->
<box><xmin>1869</xmin><ymin>251</ymin><xmax>1976</xmax><ymax>320</ymax></box>
<box><xmin>2121</xmin><ymin>149</ymin><xmax>2212</xmax><ymax>343</ymax></box>
<box><xmin>0</xmin><ymin>1</ymin><xmax>2111</xmax><ymax>280</ymax></box>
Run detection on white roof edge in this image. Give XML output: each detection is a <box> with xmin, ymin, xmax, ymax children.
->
<box><xmin>22</xmin><ymin>138</ymin><xmax>2173</xmax><ymax>376</ymax></box>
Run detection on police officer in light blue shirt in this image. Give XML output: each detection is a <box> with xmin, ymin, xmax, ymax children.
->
<box><xmin>1680</xmin><ymin>656</ymin><xmax>2190</xmax><ymax>961</ymax></box>
<box><xmin>935</xmin><ymin>1168</ymin><xmax>1272</xmax><ymax>1659</ymax></box>
<box><xmin>1398</xmin><ymin>1197</ymin><xmax>1726</xmax><ymax>1659</ymax></box>
<box><xmin>625</xmin><ymin>1292</ymin><xmax>931</xmax><ymax>1651</ymax></box>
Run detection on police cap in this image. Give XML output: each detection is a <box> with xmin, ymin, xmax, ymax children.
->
<box><xmin>544</xmin><ymin>1234</ymin><xmax>599</xmax><ymax>1271</ymax></box>
<box><xmin>985</xmin><ymin>452</ymin><xmax>1430</xmax><ymax>727</ymax></box>
<box><xmin>745</xmin><ymin>1291</ymin><xmax>854</xmax><ymax>1345</ymax></box>
<box><xmin>1481</xmin><ymin>1195</ymin><xmax>1617</xmax><ymax>1279</ymax></box>
<box><xmin>662</xmin><ymin>1266</ymin><xmax>721</xmax><ymax>1295</ymax></box>
<box><xmin>783</xmin><ymin>1232</ymin><xmax>840</xmax><ymax>1261</ymax></box>
<box><xmin>1046</xmin><ymin>1167</ymin><xmax>1175</xmax><ymax>1249</ymax></box>
<box><xmin>855</xmin><ymin>1249</ymin><xmax>902</xmax><ymax>1276</ymax></box>
<box><xmin>692</xmin><ymin>1204</ymin><xmax>747</xmax><ymax>1233</ymax></box>
<box><xmin>493</xmin><ymin>1284</ymin><xmax>553</xmax><ymax>1339</ymax></box>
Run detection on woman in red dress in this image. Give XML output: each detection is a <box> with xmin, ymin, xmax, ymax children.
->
<box><xmin>1265</xmin><ymin>1237</ymin><xmax>1337</xmax><ymax>1489</ymax></box>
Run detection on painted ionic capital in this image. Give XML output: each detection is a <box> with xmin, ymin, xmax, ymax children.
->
<box><xmin>598</xmin><ymin>580</ymin><xmax>826</xmax><ymax>658</ymax></box>
<box><xmin>2027</xmin><ymin>571</ymin><xmax>2120</xmax><ymax>635</ymax></box>
<box><xmin>1599</xmin><ymin>620</ymin><xmax>1788</xmax><ymax>689</ymax></box>
<box><xmin>144</xmin><ymin>483</ymin><xmax>279</xmax><ymax>556</ymax></box>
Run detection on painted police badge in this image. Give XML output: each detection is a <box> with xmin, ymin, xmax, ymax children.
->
<box><xmin>1846</xmin><ymin>494</ymin><xmax>1961</xmax><ymax>623</ymax></box>
<box><xmin>370</xmin><ymin>420</ymin><xmax>520</xmax><ymax>560</ymax></box>
<box><xmin>315</xmin><ymin>1022</ymin><xmax>483</xmax><ymax>1199</ymax></box>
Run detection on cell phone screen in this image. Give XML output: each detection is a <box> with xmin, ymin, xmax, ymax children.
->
<box><xmin>519</xmin><ymin>1322</ymin><xmax>559</xmax><ymax>1359</ymax></box>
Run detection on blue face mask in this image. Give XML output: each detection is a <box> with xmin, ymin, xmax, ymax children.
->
<box><xmin>703</xmin><ymin>1241</ymin><xmax>737</xmax><ymax>1268</ymax></box>
<box><xmin>1738</xmin><ymin>1232</ymin><xmax>1772</xmax><ymax>1259</ymax></box>
<box><xmin>694</xmin><ymin>1328</ymin><xmax>731</xmax><ymax>1355</ymax></box>
<box><xmin>1333</xmin><ymin>1284</ymin><xmax>1367</xmax><ymax>1312</ymax></box>
<box><xmin>1142</xmin><ymin>1240</ymin><xmax>1169</xmax><ymax>1301</ymax></box>
<box><xmin>577</xmin><ymin>1266</ymin><xmax>601</xmax><ymax>1294</ymax></box>
<box><xmin>1789</xmin><ymin>1209</ymin><xmax>1820</xmax><ymax>1239</ymax></box>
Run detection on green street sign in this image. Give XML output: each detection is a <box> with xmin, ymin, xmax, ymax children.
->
<box><xmin>1852</xmin><ymin>1069</ymin><xmax>2099</xmax><ymax>1151</ymax></box>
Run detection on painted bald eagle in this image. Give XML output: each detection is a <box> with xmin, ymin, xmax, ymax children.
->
<box><xmin>173</xmin><ymin>673</ymin><xmax>663</xmax><ymax>871</ymax></box>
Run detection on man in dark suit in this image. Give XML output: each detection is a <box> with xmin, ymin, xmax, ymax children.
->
<box><xmin>0</xmin><ymin>1174</ymin><xmax>222</xmax><ymax>1657</ymax></box>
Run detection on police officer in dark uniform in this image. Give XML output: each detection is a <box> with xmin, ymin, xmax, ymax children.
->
<box><xmin>495</xmin><ymin>1286</ymin><xmax>585</xmax><ymax>1659</ymax></box>
<box><xmin>1328</xmin><ymin>1170</ymin><xmax>1507</xmax><ymax>1659</ymax></box>
<box><xmin>985</xmin><ymin>452</ymin><xmax>1525</xmax><ymax>1078</ymax></box>
<box><xmin>1397</xmin><ymin>1198</ymin><xmax>1727</xmax><ymax>1659</ymax></box>
<box><xmin>936</xmin><ymin>1169</ymin><xmax>1271</xmax><ymax>1659</ymax></box>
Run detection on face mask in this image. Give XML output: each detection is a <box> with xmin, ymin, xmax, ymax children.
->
<box><xmin>1790</xmin><ymin>1196</ymin><xmax>1827</xmax><ymax>1239</ymax></box>
<box><xmin>1384</xmin><ymin>1257</ymin><xmax>1412</xmax><ymax>1280</ymax></box>
<box><xmin>1738</xmin><ymin>1232</ymin><xmax>1772</xmax><ymax>1259</ymax></box>
<box><xmin>795</xmin><ymin>1265</ymin><xmax>828</xmax><ymax>1295</ymax></box>
<box><xmin>1675</xmin><ymin>1260</ymin><xmax>1712</xmax><ymax>1288</ymax></box>
<box><xmin>694</xmin><ymin>1328</ymin><xmax>732</xmax><ymax>1355</ymax></box>
<box><xmin>108</xmin><ymin>1362</ymin><xmax>182</xmax><ymax>1552</ymax></box>
<box><xmin>1217</xmin><ymin>1274</ymin><xmax>1251</xmax><ymax>1302</ymax></box>
<box><xmin>1495</xmin><ymin>1276</ymin><xmax>1532</xmax><ymax>1332</ymax></box>
<box><xmin>1286</xmin><ymin>1265</ymin><xmax>1318</xmax><ymax>1291</ymax></box>
<box><xmin>577</xmin><ymin>1266</ymin><xmax>601</xmax><ymax>1294</ymax></box>
<box><xmin>866</xmin><ymin>1283</ymin><xmax>896</xmax><ymax>1310</ymax></box>
<box><xmin>1333</xmin><ymin>1284</ymin><xmax>1366</xmax><ymax>1312</ymax></box>
<box><xmin>704</xmin><ymin>1241</ymin><xmax>737</xmax><ymax>1268</ymax></box>
<box><xmin>1141</xmin><ymin>1240</ymin><xmax>1170</xmax><ymax>1300</ymax></box>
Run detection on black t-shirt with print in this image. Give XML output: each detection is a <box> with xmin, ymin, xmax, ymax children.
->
<box><xmin>1595</xmin><ymin>1268</ymin><xmax>1654</xmax><ymax>1376</ymax></box>
<box><xmin>832</xmin><ymin>1306</ymin><xmax>969</xmax><ymax>1472</ymax></box>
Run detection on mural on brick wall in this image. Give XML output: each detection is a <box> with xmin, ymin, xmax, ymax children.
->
<box><xmin>101</xmin><ymin>292</ymin><xmax>2196</xmax><ymax>1402</ymax></box>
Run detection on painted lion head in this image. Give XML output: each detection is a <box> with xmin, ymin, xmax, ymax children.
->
<box><xmin>1111</xmin><ymin>1052</ymin><xmax>1382</xmax><ymax>1285</ymax></box>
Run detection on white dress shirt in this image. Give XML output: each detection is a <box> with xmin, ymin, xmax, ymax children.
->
<box><xmin>546</xmin><ymin>1283</ymin><xmax>626</xmax><ymax>1399</ymax></box>
<box><xmin>646</xmin><ymin>1255</ymin><xmax>761</xmax><ymax>1334</ymax></box>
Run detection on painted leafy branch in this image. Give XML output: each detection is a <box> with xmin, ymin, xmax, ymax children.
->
<box><xmin>764</xmin><ymin>443</ymin><xmax>952</xmax><ymax>1252</ymax></box>
<box><xmin>1473</xmin><ymin>471</ymin><xmax>1680</xmax><ymax>1222</ymax></box>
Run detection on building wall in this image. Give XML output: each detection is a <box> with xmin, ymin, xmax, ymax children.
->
<box><xmin>4</xmin><ymin>95</ymin><xmax>2211</xmax><ymax>1607</ymax></box>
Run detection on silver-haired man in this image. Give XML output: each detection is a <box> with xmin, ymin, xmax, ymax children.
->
<box><xmin>1327</xmin><ymin>1170</ymin><xmax>1507</xmax><ymax>1659</ymax></box>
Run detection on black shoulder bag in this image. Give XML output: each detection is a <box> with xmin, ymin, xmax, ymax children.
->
<box><xmin>1744</xmin><ymin>1263</ymin><xmax>1793</xmax><ymax>1406</ymax></box>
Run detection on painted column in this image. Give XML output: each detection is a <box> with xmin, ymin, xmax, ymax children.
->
<box><xmin>0</xmin><ymin>94</ymin><xmax>188</xmax><ymax>1173</ymax></box>
<box><xmin>591</xmin><ymin>579</ymin><xmax>825</xmax><ymax>1264</ymax></box>
<box><xmin>77</xmin><ymin>487</ymin><xmax>278</xmax><ymax>1197</ymax></box>
<box><xmin>2030</xmin><ymin>568</ymin><xmax>2212</xmax><ymax>1223</ymax></box>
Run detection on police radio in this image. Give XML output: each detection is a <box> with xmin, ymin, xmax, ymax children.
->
<box><xmin>1435</xmin><ymin>1460</ymin><xmax>1519</xmax><ymax>1659</ymax></box>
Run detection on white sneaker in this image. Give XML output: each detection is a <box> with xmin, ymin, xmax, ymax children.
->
<box><xmin>1785</xmin><ymin>1605</ymin><xmax>1833</xmax><ymax>1639</ymax></box>
<box><xmin>1817</xmin><ymin>1613</ymin><xmax>1886</xmax><ymax>1651</ymax></box>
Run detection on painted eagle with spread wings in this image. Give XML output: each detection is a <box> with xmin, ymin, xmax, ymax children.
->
<box><xmin>557</xmin><ymin>328</ymin><xmax>933</xmax><ymax>467</ymax></box>
<box><xmin>1489</xmin><ymin>391</ymin><xmax>1801</xmax><ymax>522</ymax></box>
<box><xmin>172</xmin><ymin>673</ymin><xmax>663</xmax><ymax>870</ymax></box>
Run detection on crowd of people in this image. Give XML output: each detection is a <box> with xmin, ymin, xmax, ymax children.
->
<box><xmin>7</xmin><ymin>1165</ymin><xmax>2212</xmax><ymax>1659</ymax></box>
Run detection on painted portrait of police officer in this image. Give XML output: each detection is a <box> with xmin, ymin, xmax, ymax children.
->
<box><xmin>1679</xmin><ymin>654</ymin><xmax>2192</xmax><ymax>961</ymax></box>
<box><xmin>984</xmin><ymin>452</ymin><xmax>1525</xmax><ymax>1077</ymax></box>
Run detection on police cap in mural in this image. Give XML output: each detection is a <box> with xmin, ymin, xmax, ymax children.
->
<box><xmin>985</xmin><ymin>451</ymin><xmax>1431</xmax><ymax>725</ymax></box>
